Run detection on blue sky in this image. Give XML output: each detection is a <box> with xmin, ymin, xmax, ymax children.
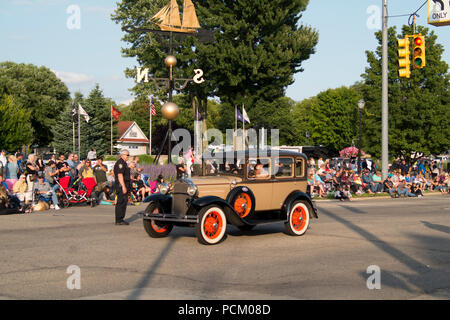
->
<box><xmin>0</xmin><ymin>0</ymin><xmax>449</xmax><ymax>105</ymax></box>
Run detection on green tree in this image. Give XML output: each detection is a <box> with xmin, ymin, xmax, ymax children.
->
<box><xmin>0</xmin><ymin>94</ymin><xmax>33</xmax><ymax>151</ymax></box>
<box><xmin>111</xmin><ymin>0</ymin><xmax>318</xmax><ymax>133</ymax></box>
<box><xmin>0</xmin><ymin>62</ymin><xmax>71</xmax><ymax>147</ymax></box>
<box><xmin>361</xmin><ymin>25</ymin><xmax>450</xmax><ymax>161</ymax></box>
<box><xmin>79</xmin><ymin>85</ymin><xmax>117</xmax><ymax>158</ymax></box>
<box><xmin>300</xmin><ymin>86</ymin><xmax>362</xmax><ymax>153</ymax></box>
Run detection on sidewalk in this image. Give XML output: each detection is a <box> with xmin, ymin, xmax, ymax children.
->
<box><xmin>313</xmin><ymin>191</ymin><xmax>448</xmax><ymax>202</ymax></box>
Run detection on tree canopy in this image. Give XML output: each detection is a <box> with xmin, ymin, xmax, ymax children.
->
<box><xmin>0</xmin><ymin>61</ymin><xmax>71</xmax><ymax>147</ymax></box>
<box><xmin>360</xmin><ymin>25</ymin><xmax>449</xmax><ymax>160</ymax></box>
<box><xmin>0</xmin><ymin>94</ymin><xmax>33</xmax><ymax>151</ymax></box>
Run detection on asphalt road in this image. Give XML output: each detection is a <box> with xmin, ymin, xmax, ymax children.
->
<box><xmin>0</xmin><ymin>194</ymin><xmax>449</xmax><ymax>300</ymax></box>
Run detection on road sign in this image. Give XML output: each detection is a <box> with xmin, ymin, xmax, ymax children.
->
<box><xmin>428</xmin><ymin>0</ymin><xmax>450</xmax><ymax>26</ymax></box>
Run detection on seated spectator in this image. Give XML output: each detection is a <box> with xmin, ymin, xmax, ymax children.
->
<box><xmin>397</xmin><ymin>178</ymin><xmax>417</xmax><ymax>197</ymax></box>
<box><xmin>334</xmin><ymin>185</ymin><xmax>351</xmax><ymax>201</ymax></box>
<box><xmin>0</xmin><ymin>173</ymin><xmax>21</xmax><ymax>210</ymax></box>
<box><xmin>79</xmin><ymin>160</ymin><xmax>96</xmax><ymax>181</ymax></box>
<box><xmin>372</xmin><ymin>172</ymin><xmax>383</xmax><ymax>192</ymax></box>
<box><xmin>410</xmin><ymin>182</ymin><xmax>423</xmax><ymax>198</ymax></box>
<box><xmin>34</xmin><ymin>174</ymin><xmax>60</xmax><ymax>210</ymax></box>
<box><xmin>132</xmin><ymin>174</ymin><xmax>151</xmax><ymax>201</ymax></box>
<box><xmin>383</xmin><ymin>175</ymin><xmax>397</xmax><ymax>198</ymax></box>
<box><xmin>13</xmin><ymin>174</ymin><xmax>33</xmax><ymax>212</ymax></box>
<box><xmin>350</xmin><ymin>173</ymin><xmax>363</xmax><ymax>195</ymax></box>
<box><xmin>361</xmin><ymin>170</ymin><xmax>375</xmax><ymax>194</ymax></box>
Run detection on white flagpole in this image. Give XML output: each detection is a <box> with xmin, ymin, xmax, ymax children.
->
<box><xmin>111</xmin><ymin>105</ymin><xmax>113</xmax><ymax>155</ymax></box>
<box><xmin>72</xmin><ymin>115</ymin><xmax>75</xmax><ymax>155</ymax></box>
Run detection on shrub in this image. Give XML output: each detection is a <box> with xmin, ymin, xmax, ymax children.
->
<box><xmin>137</xmin><ymin>154</ymin><xmax>156</xmax><ymax>165</ymax></box>
<box><xmin>142</xmin><ymin>164</ymin><xmax>177</xmax><ymax>182</ymax></box>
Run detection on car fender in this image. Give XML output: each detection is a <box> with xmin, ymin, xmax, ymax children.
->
<box><xmin>142</xmin><ymin>193</ymin><xmax>172</xmax><ymax>214</ymax></box>
<box><xmin>282</xmin><ymin>191</ymin><xmax>318</xmax><ymax>221</ymax></box>
<box><xmin>191</xmin><ymin>196</ymin><xmax>252</xmax><ymax>227</ymax></box>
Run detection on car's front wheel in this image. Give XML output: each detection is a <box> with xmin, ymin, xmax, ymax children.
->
<box><xmin>195</xmin><ymin>205</ymin><xmax>227</xmax><ymax>245</ymax></box>
<box><xmin>143</xmin><ymin>203</ymin><xmax>173</xmax><ymax>238</ymax></box>
<box><xmin>285</xmin><ymin>201</ymin><xmax>310</xmax><ymax>236</ymax></box>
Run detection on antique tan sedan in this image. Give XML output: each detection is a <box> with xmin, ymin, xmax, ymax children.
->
<box><xmin>141</xmin><ymin>150</ymin><xmax>318</xmax><ymax>245</ymax></box>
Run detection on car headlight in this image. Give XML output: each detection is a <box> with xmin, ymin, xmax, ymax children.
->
<box><xmin>159</xmin><ymin>183</ymin><xmax>169</xmax><ymax>195</ymax></box>
<box><xmin>187</xmin><ymin>184</ymin><xmax>198</xmax><ymax>197</ymax></box>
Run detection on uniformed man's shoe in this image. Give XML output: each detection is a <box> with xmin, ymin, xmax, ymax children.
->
<box><xmin>115</xmin><ymin>220</ymin><xmax>129</xmax><ymax>225</ymax></box>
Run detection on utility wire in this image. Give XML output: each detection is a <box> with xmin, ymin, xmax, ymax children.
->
<box><xmin>386</xmin><ymin>0</ymin><xmax>428</xmax><ymax>23</ymax></box>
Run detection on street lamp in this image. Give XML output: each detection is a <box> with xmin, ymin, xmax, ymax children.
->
<box><xmin>357</xmin><ymin>99</ymin><xmax>365</xmax><ymax>174</ymax></box>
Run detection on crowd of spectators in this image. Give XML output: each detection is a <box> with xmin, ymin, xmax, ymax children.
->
<box><xmin>306</xmin><ymin>157</ymin><xmax>449</xmax><ymax>201</ymax></box>
<box><xmin>0</xmin><ymin>151</ymin><xmax>168</xmax><ymax>213</ymax></box>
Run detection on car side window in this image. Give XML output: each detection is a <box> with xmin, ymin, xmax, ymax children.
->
<box><xmin>274</xmin><ymin>157</ymin><xmax>293</xmax><ymax>178</ymax></box>
<box><xmin>295</xmin><ymin>158</ymin><xmax>305</xmax><ymax>177</ymax></box>
<box><xmin>247</xmin><ymin>158</ymin><xmax>271</xmax><ymax>180</ymax></box>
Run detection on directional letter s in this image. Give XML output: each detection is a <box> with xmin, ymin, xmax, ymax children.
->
<box><xmin>193</xmin><ymin>69</ymin><xmax>205</xmax><ymax>84</ymax></box>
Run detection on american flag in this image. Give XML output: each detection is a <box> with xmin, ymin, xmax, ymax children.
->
<box><xmin>150</xmin><ymin>95</ymin><xmax>157</xmax><ymax>116</ymax></box>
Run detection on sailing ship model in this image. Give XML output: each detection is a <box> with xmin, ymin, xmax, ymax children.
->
<box><xmin>151</xmin><ymin>0</ymin><xmax>201</xmax><ymax>33</ymax></box>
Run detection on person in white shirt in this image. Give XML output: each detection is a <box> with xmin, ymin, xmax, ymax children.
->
<box><xmin>0</xmin><ymin>150</ymin><xmax>7</xmax><ymax>169</ymax></box>
<box><xmin>87</xmin><ymin>148</ymin><xmax>97</xmax><ymax>161</ymax></box>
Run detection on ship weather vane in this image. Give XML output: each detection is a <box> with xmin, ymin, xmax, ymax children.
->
<box><xmin>122</xmin><ymin>0</ymin><xmax>212</xmax><ymax>164</ymax></box>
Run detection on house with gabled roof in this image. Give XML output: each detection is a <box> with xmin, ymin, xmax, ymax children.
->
<box><xmin>116</xmin><ymin>121</ymin><xmax>149</xmax><ymax>156</ymax></box>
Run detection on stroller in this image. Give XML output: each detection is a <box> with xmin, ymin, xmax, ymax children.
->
<box><xmin>55</xmin><ymin>176</ymin><xmax>97</xmax><ymax>207</ymax></box>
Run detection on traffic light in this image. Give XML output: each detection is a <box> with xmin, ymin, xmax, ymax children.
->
<box><xmin>398</xmin><ymin>37</ymin><xmax>411</xmax><ymax>78</ymax></box>
<box><xmin>412</xmin><ymin>35</ymin><xmax>425</xmax><ymax>69</ymax></box>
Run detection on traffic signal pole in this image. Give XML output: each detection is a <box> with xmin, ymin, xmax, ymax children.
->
<box><xmin>381</xmin><ymin>0</ymin><xmax>389</xmax><ymax>180</ymax></box>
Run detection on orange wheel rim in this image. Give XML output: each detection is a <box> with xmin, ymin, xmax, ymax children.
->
<box><xmin>151</xmin><ymin>207</ymin><xmax>168</xmax><ymax>233</ymax></box>
<box><xmin>203</xmin><ymin>211</ymin><xmax>223</xmax><ymax>239</ymax></box>
<box><xmin>292</xmin><ymin>206</ymin><xmax>307</xmax><ymax>231</ymax></box>
<box><xmin>234</xmin><ymin>193</ymin><xmax>252</xmax><ymax>218</ymax></box>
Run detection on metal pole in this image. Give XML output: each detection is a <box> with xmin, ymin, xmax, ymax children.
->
<box><xmin>168</xmin><ymin>31</ymin><xmax>173</xmax><ymax>164</ymax></box>
<box><xmin>381</xmin><ymin>0</ymin><xmax>389</xmax><ymax>179</ymax></box>
<box><xmin>358</xmin><ymin>108</ymin><xmax>362</xmax><ymax>174</ymax></box>
<box><xmin>149</xmin><ymin>96</ymin><xmax>152</xmax><ymax>156</ymax></box>
<box><xmin>78</xmin><ymin>105</ymin><xmax>80</xmax><ymax>158</ymax></box>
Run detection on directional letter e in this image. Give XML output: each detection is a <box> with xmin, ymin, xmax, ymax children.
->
<box><xmin>366</xmin><ymin>265</ymin><xmax>381</xmax><ymax>290</ymax></box>
<box><xmin>66</xmin><ymin>265</ymin><xmax>81</xmax><ymax>290</ymax></box>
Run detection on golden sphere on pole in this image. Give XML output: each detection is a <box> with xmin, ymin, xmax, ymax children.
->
<box><xmin>164</xmin><ymin>55</ymin><xmax>177</xmax><ymax>67</ymax></box>
<box><xmin>161</xmin><ymin>102</ymin><xmax>179</xmax><ymax>120</ymax></box>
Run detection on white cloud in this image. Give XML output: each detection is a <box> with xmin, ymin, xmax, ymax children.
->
<box><xmin>52</xmin><ymin>70</ymin><xmax>93</xmax><ymax>84</ymax></box>
<box><xmin>119</xmin><ymin>98</ymin><xmax>134</xmax><ymax>106</ymax></box>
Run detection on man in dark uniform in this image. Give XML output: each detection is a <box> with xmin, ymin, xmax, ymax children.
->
<box><xmin>114</xmin><ymin>150</ymin><xmax>131</xmax><ymax>225</ymax></box>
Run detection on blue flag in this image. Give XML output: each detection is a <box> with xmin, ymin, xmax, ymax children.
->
<box><xmin>235</xmin><ymin>106</ymin><xmax>249</xmax><ymax>124</ymax></box>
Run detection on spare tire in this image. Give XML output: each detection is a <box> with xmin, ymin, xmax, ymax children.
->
<box><xmin>226</xmin><ymin>186</ymin><xmax>256</xmax><ymax>220</ymax></box>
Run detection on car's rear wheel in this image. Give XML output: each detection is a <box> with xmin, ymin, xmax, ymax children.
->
<box><xmin>143</xmin><ymin>203</ymin><xmax>173</xmax><ymax>238</ymax></box>
<box><xmin>195</xmin><ymin>205</ymin><xmax>227</xmax><ymax>245</ymax></box>
<box><xmin>285</xmin><ymin>201</ymin><xmax>310</xmax><ymax>236</ymax></box>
